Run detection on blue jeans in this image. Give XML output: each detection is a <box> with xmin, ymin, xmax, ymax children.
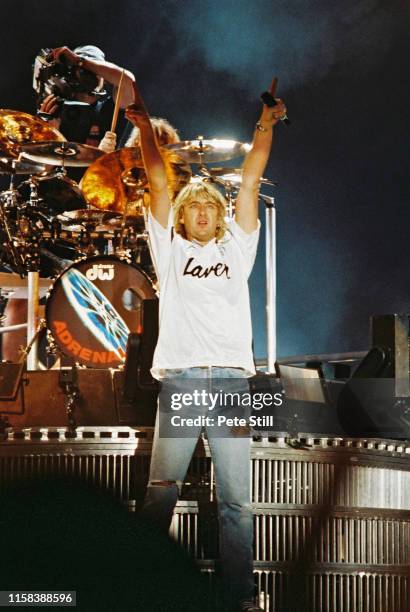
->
<box><xmin>141</xmin><ymin>367</ymin><xmax>254</xmax><ymax>607</ymax></box>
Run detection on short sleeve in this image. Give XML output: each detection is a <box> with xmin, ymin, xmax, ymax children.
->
<box><xmin>147</xmin><ymin>209</ymin><xmax>174</xmax><ymax>283</ymax></box>
<box><xmin>227</xmin><ymin>219</ymin><xmax>261</xmax><ymax>277</ymax></box>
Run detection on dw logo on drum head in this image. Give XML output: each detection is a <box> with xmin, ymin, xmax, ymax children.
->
<box><xmin>85</xmin><ymin>263</ymin><xmax>115</xmax><ymax>281</ymax></box>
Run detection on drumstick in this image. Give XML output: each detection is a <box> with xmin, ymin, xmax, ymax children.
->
<box><xmin>111</xmin><ymin>69</ymin><xmax>125</xmax><ymax>132</ymax></box>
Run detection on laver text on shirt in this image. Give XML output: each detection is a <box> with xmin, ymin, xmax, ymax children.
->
<box><xmin>183</xmin><ymin>257</ymin><xmax>231</xmax><ymax>279</ymax></box>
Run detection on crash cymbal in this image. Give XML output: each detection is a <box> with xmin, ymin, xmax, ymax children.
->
<box><xmin>0</xmin><ymin>109</ymin><xmax>65</xmax><ymax>158</ymax></box>
<box><xmin>201</xmin><ymin>166</ymin><xmax>277</xmax><ymax>186</ymax></box>
<box><xmin>164</xmin><ymin>138</ymin><xmax>251</xmax><ymax>164</ymax></box>
<box><xmin>81</xmin><ymin>147</ymin><xmax>145</xmax><ymax>215</ymax></box>
<box><xmin>81</xmin><ymin>147</ymin><xmax>191</xmax><ymax>214</ymax></box>
<box><xmin>0</xmin><ymin>156</ymin><xmax>46</xmax><ymax>175</ymax></box>
<box><xmin>57</xmin><ymin>209</ymin><xmax>121</xmax><ymax>225</ymax></box>
<box><xmin>20</xmin><ymin>141</ymin><xmax>103</xmax><ymax>167</ymax></box>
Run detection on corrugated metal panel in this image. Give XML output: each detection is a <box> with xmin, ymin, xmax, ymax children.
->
<box><xmin>252</xmin><ymin>459</ymin><xmax>410</xmax><ymax>510</ymax></box>
<box><xmin>1</xmin><ymin>430</ymin><xmax>410</xmax><ymax>611</ymax></box>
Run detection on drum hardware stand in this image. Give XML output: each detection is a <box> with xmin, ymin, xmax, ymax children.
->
<box><xmin>17</xmin><ymin>194</ymin><xmax>44</xmax><ymax>371</ymax></box>
<box><xmin>199</xmin><ymin>167</ymin><xmax>236</xmax><ymax>218</ymax></box>
<box><xmin>47</xmin><ymin>165</ymin><xmax>67</xmax><ymax>180</ymax></box>
<box><xmin>45</xmin><ymin>329</ymin><xmax>58</xmax><ymax>355</ymax></box>
<box><xmin>117</xmin><ymin>191</ymin><xmax>145</xmax><ymax>256</ymax></box>
<box><xmin>26</xmin><ymin>176</ymin><xmax>40</xmax><ymax>208</ymax></box>
<box><xmin>194</xmin><ymin>136</ymin><xmax>206</xmax><ymax>169</ymax></box>
<box><xmin>81</xmin><ymin>225</ymin><xmax>97</xmax><ymax>256</ymax></box>
<box><xmin>7</xmin><ymin>158</ymin><xmax>26</xmax><ymax>191</ymax></box>
<box><xmin>59</xmin><ymin>361</ymin><xmax>80</xmax><ymax>431</ymax></box>
<box><xmin>260</xmin><ymin>194</ymin><xmax>277</xmax><ymax>373</ymax></box>
<box><xmin>0</xmin><ymin>322</ymin><xmax>28</xmax><ymax>336</ymax></box>
<box><xmin>52</xmin><ymin>143</ymin><xmax>72</xmax><ymax>171</ymax></box>
<box><xmin>118</xmin><ymin>198</ymin><xmax>130</xmax><ymax>254</ymax></box>
<box><xmin>26</xmin><ymin>270</ymin><xmax>40</xmax><ymax>370</ymax></box>
<box><xmin>210</xmin><ymin>175</ymin><xmax>236</xmax><ymax>218</ymax></box>
<box><xmin>19</xmin><ymin>319</ymin><xmax>45</xmax><ymax>363</ymax></box>
<box><xmin>224</xmin><ymin>182</ymin><xmax>236</xmax><ymax>218</ymax></box>
<box><xmin>0</xmin><ymin>192</ymin><xmax>26</xmax><ymax>277</ymax></box>
<box><xmin>131</xmin><ymin>232</ymin><xmax>149</xmax><ymax>266</ymax></box>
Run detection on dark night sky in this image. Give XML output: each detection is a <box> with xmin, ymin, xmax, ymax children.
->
<box><xmin>1</xmin><ymin>0</ymin><xmax>409</xmax><ymax>360</ymax></box>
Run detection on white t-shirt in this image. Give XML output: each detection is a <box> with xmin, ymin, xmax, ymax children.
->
<box><xmin>148</xmin><ymin>210</ymin><xmax>260</xmax><ymax>378</ymax></box>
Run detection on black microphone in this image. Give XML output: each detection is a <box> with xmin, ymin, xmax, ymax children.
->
<box><xmin>260</xmin><ymin>91</ymin><xmax>290</xmax><ymax>125</ymax></box>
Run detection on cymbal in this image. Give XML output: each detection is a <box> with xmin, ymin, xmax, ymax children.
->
<box><xmin>20</xmin><ymin>141</ymin><xmax>103</xmax><ymax>167</ymax></box>
<box><xmin>57</xmin><ymin>209</ymin><xmax>121</xmax><ymax>225</ymax></box>
<box><xmin>0</xmin><ymin>156</ymin><xmax>46</xmax><ymax>175</ymax></box>
<box><xmin>0</xmin><ymin>109</ymin><xmax>65</xmax><ymax>158</ymax></box>
<box><xmin>164</xmin><ymin>138</ymin><xmax>250</xmax><ymax>164</ymax></box>
<box><xmin>81</xmin><ymin>147</ymin><xmax>191</xmax><ymax>214</ymax></box>
<box><xmin>103</xmin><ymin>215</ymin><xmax>146</xmax><ymax>231</ymax></box>
<box><xmin>201</xmin><ymin>166</ymin><xmax>277</xmax><ymax>186</ymax></box>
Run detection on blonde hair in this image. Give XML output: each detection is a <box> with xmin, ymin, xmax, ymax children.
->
<box><xmin>125</xmin><ymin>117</ymin><xmax>180</xmax><ymax>148</ymax></box>
<box><xmin>173</xmin><ymin>182</ymin><xmax>228</xmax><ymax>241</ymax></box>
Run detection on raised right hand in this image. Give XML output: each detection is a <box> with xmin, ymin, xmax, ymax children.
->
<box><xmin>125</xmin><ymin>105</ymin><xmax>150</xmax><ymax>127</ymax></box>
<box><xmin>124</xmin><ymin>80</ymin><xmax>150</xmax><ymax>126</ymax></box>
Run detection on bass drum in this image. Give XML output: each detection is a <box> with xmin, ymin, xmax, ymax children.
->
<box><xmin>45</xmin><ymin>255</ymin><xmax>156</xmax><ymax>368</ymax></box>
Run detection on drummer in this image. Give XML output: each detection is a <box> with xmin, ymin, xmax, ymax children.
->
<box><xmin>1</xmin><ymin>46</ymin><xmax>136</xmax><ymax>361</ymax></box>
<box><xmin>36</xmin><ymin>45</ymin><xmax>135</xmax><ymax>154</ymax></box>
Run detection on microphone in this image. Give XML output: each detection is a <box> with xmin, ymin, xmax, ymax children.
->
<box><xmin>260</xmin><ymin>91</ymin><xmax>290</xmax><ymax>125</ymax></box>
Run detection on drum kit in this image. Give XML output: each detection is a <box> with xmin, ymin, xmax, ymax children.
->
<box><xmin>0</xmin><ymin>109</ymin><xmax>277</xmax><ymax>370</ymax></box>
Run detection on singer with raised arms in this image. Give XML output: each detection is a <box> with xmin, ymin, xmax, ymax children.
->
<box><xmin>126</xmin><ymin>78</ymin><xmax>287</xmax><ymax>612</ymax></box>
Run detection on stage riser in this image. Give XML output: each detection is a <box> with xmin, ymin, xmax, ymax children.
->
<box><xmin>1</xmin><ymin>451</ymin><xmax>409</xmax><ymax>510</ymax></box>
<box><xmin>1</xmin><ymin>434</ymin><xmax>409</xmax><ymax>612</ymax></box>
<box><xmin>0</xmin><ymin>371</ymin><xmax>157</xmax><ymax>427</ymax></box>
<box><xmin>1</xmin><ymin>450</ymin><xmax>409</xmax><ymax>565</ymax></box>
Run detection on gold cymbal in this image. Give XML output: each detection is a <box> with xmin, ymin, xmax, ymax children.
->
<box><xmin>21</xmin><ymin>141</ymin><xmax>103</xmax><ymax>167</ymax></box>
<box><xmin>164</xmin><ymin>138</ymin><xmax>251</xmax><ymax>164</ymax></box>
<box><xmin>0</xmin><ymin>109</ymin><xmax>65</xmax><ymax>158</ymax></box>
<box><xmin>81</xmin><ymin>146</ymin><xmax>191</xmax><ymax>215</ymax></box>
<box><xmin>0</xmin><ymin>156</ymin><xmax>47</xmax><ymax>175</ymax></box>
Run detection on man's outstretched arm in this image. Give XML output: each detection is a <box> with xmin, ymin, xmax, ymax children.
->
<box><xmin>235</xmin><ymin>77</ymin><xmax>287</xmax><ymax>233</ymax></box>
<box><xmin>125</xmin><ymin>81</ymin><xmax>171</xmax><ymax>228</ymax></box>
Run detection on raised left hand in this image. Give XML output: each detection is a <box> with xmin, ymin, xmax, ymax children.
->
<box><xmin>259</xmin><ymin>77</ymin><xmax>287</xmax><ymax>128</ymax></box>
